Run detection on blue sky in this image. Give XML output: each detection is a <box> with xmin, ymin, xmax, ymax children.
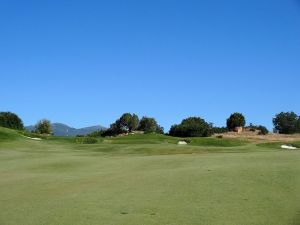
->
<box><xmin>1</xmin><ymin>0</ymin><xmax>300</xmax><ymax>130</ymax></box>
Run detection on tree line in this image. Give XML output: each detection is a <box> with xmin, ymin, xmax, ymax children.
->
<box><xmin>1</xmin><ymin>111</ymin><xmax>300</xmax><ymax>137</ymax></box>
<box><xmin>98</xmin><ymin>113</ymin><xmax>164</xmax><ymax>137</ymax></box>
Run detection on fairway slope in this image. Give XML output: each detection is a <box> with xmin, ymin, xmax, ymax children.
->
<box><xmin>0</xmin><ymin>127</ymin><xmax>300</xmax><ymax>225</ymax></box>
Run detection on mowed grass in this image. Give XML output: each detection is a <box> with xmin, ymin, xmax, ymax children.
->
<box><xmin>0</xmin><ymin>127</ymin><xmax>300</xmax><ymax>225</ymax></box>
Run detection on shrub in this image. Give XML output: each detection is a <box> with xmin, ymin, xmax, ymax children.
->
<box><xmin>181</xmin><ymin>139</ymin><xmax>191</xmax><ymax>143</ymax></box>
<box><xmin>20</xmin><ymin>131</ymin><xmax>45</xmax><ymax>139</ymax></box>
<box><xmin>76</xmin><ymin>137</ymin><xmax>98</xmax><ymax>144</ymax></box>
<box><xmin>169</xmin><ymin>117</ymin><xmax>213</xmax><ymax>137</ymax></box>
<box><xmin>247</xmin><ymin>123</ymin><xmax>262</xmax><ymax>132</ymax></box>
<box><xmin>0</xmin><ymin>112</ymin><xmax>24</xmax><ymax>130</ymax></box>
<box><xmin>87</xmin><ymin>130</ymin><xmax>105</xmax><ymax>137</ymax></box>
<box><xmin>248</xmin><ymin>123</ymin><xmax>257</xmax><ymax>132</ymax></box>
<box><xmin>138</xmin><ymin>117</ymin><xmax>164</xmax><ymax>134</ymax></box>
<box><xmin>258</xmin><ymin>126</ymin><xmax>269</xmax><ymax>135</ymax></box>
<box><xmin>101</xmin><ymin>122</ymin><xmax>123</xmax><ymax>137</ymax></box>
<box><xmin>226</xmin><ymin>113</ymin><xmax>246</xmax><ymax>131</ymax></box>
<box><xmin>212</xmin><ymin>126</ymin><xmax>228</xmax><ymax>134</ymax></box>
<box><xmin>273</xmin><ymin>112</ymin><xmax>299</xmax><ymax>134</ymax></box>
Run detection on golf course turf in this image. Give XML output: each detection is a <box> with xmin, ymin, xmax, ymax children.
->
<box><xmin>0</xmin><ymin>127</ymin><xmax>299</xmax><ymax>225</ymax></box>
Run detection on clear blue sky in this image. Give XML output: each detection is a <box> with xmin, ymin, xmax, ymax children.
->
<box><xmin>1</xmin><ymin>0</ymin><xmax>300</xmax><ymax>130</ymax></box>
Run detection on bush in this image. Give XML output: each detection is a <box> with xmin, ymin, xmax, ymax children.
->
<box><xmin>169</xmin><ymin>117</ymin><xmax>213</xmax><ymax>137</ymax></box>
<box><xmin>87</xmin><ymin>130</ymin><xmax>105</xmax><ymax>137</ymax></box>
<box><xmin>248</xmin><ymin>123</ymin><xmax>257</xmax><ymax>132</ymax></box>
<box><xmin>273</xmin><ymin>112</ymin><xmax>300</xmax><ymax>134</ymax></box>
<box><xmin>258</xmin><ymin>125</ymin><xmax>269</xmax><ymax>135</ymax></box>
<box><xmin>181</xmin><ymin>139</ymin><xmax>191</xmax><ymax>143</ymax></box>
<box><xmin>0</xmin><ymin>112</ymin><xmax>24</xmax><ymax>130</ymax></box>
<box><xmin>20</xmin><ymin>131</ymin><xmax>45</xmax><ymax>139</ymax></box>
<box><xmin>76</xmin><ymin>135</ymin><xmax>85</xmax><ymax>137</ymax></box>
<box><xmin>212</xmin><ymin>126</ymin><xmax>228</xmax><ymax>134</ymax></box>
<box><xmin>101</xmin><ymin>122</ymin><xmax>123</xmax><ymax>137</ymax></box>
<box><xmin>76</xmin><ymin>137</ymin><xmax>98</xmax><ymax>144</ymax></box>
<box><xmin>226</xmin><ymin>113</ymin><xmax>246</xmax><ymax>131</ymax></box>
<box><xmin>138</xmin><ymin>117</ymin><xmax>164</xmax><ymax>134</ymax></box>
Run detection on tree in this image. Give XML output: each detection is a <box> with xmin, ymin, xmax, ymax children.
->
<box><xmin>226</xmin><ymin>113</ymin><xmax>246</xmax><ymax>131</ymax></box>
<box><xmin>169</xmin><ymin>117</ymin><xmax>213</xmax><ymax>137</ymax></box>
<box><xmin>101</xmin><ymin>122</ymin><xmax>122</xmax><ymax>137</ymax></box>
<box><xmin>138</xmin><ymin>116</ymin><xmax>164</xmax><ymax>134</ymax></box>
<box><xmin>273</xmin><ymin>112</ymin><xmax>299</xmax><ymax>134</ymax></box>
<box><xmin>35</xmin><ymin>119</ymin><xmax>52</xmax><ymax>135</ymax></box>
<box><xmin>117</xmin><ymin>113</ymin><xmax>139</xmax><ymax>133</ymax></box>
<box><xmin>129</xmin><ymin>113</ymin><xmax>139</xmax><ymax>132</ymax></box>
<box><xmin>102</xmin><ymin>113</ymin><xmax>139</xmax><ymax>136</ymax></box>
<box><xmin>0</xmin><ymin>112</ymin><xmax>24</xmax><ymax>130</ymax></box>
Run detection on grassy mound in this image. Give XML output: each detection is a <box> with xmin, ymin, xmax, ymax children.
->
<box><xmin>189</xmin><ymin>137</ymin><xmax>248</xmax><ymax>147</ymax></box>
<box><xmin>102</xmin><ymin>133</ymin><xmax>178</xmax><ymax>144</ymax></box>
<box><xmin>0</xmin><ymin>126</ymin><xmax>19</xmax><ymax>141</ymax></box>
<box><xmin>103</xmin><ymin>133</ymin><xmax>247</xmax><ymax>147</ymax></box>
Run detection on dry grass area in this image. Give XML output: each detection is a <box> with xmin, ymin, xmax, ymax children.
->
<box><xmin>215</xmin><ymin>131</ymin><xmax>300</xmax><ymax>142</ymax></box>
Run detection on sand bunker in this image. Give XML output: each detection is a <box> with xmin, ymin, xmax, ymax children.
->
<box><xmin>281</xmin><ymin>145</ymin><xmax>297</xmax><ymax>150</ymax></box>
<box><xmin>23</xmin><ymin>136</ymin><xmax>42</xmax><ymax>141</ymax></box>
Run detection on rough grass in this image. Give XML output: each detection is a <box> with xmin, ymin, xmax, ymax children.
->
<box><xmin>0</xmin><ymin>127</ymin><xmax>300</xmax><ymax>225</ymax></box>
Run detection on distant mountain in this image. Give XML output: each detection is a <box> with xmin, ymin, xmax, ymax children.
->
<box><xmin>26</xmin><ymin>123</ymin><xmax>106</xmax><ymax>136</ymax></box>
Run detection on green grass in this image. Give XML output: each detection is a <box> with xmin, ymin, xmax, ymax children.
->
<box><xmin>257</xmin><ymin>141</ymin><xmax>300</xmax><ymax>149</ymax></box>
<box><xmin>189</xmin><ymin>136</ymin><xmax>248</xmax><ymax>147</ymax></box>
<box><xmin>0</xmin><ymin>127</ymin><xmax>300</xmax><ymax>225</ymax></box>
<box><xmin>0</xmin><ymin>127</ymin><xmax>19</xmax><ymax>141</ymax></box>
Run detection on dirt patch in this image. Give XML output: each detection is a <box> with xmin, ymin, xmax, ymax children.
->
<box><xmin>214</xmin><ymin>131</ymin><xmax>300</xmax><ymax>142</ymax></box>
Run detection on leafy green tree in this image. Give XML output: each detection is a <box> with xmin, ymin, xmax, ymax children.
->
<box><xmin>138</xmin><ymin>117</ymin><xmax>164</xmax><ymax>134</ymax></box>
<box><xmin>35</xmin><ymin>119</ymin><xmax>52</xmax><ymax>135</ymax></box>
<box><xmin>129</xmin><ymin>113</ymin><xmax>139</xmax><ymax>132</ymax></box>
<box><xmin>0</xmin><ymin>112</ymin><xmax>24</xmax><ymax>130</ymax></box>
<box><xmin>273</xmin><ymin>112</ymin><xmax>299</xmax><ymax>134</ymax></box>
<box><xmin>226</xmin><ymin>113</ymin><xmax>246</xmax><ymax>131</ymax></box>
<box><xmin>156</xmin><ymin>125</ymin><xmax>164</xmax><ymax>134</ymax></box>
<box><xmin>169</xmin><ymin>117</ymin><xmax>213</xmax><ymax>137</ymax></box>
<box><xmin>102</xmin><ymin>113</ymin><xmax>139</xmax><ymax>136</ymax></box>
<box><xmin>117</xmin><ymin>113</ymin><xmax>139</xmax><ymax>133</ymax></box>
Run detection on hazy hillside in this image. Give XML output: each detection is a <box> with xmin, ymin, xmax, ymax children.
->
<box><xmin>26</xmin><ymin>123</ymin><xmax>106</xmax><ymax>136</ymax></box>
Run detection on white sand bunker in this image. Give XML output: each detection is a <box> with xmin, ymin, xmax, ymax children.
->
<box><xmin>178</xmin><ymin>141</ymin><xmax>188</xmax><ymax>145</ymax></box>
<box><xmin>23</xmin><ymin>136</ymin><xmax>42</xmax><ymax>141</ymax></box>
<box><xmin>281</xmin><ymin>145</ymin><xmax>297</xmax><ymax>150</ymax></box>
